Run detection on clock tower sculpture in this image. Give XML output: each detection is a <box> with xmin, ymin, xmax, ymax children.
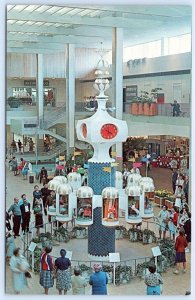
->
<box><xmin>76</xmin><ymin>55</ymin><xmax>128</xmax><ymax>259</ymax></box>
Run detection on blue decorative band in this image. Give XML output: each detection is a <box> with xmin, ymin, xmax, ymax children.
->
<box><xmin>88</xmin><ymin>207</ymin><xmax>115</xmax><ymax>256</ymax></box>
<box><xmin>88</xmin><ymin>162</ymin><xmax>115</xmax><ymax>195</ymax></box>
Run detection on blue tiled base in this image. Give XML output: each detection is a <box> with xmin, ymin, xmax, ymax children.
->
<box><xmin>88</xmin><ymin>162</ymin><xmax>115</xmax><ymax>195</ymax></box>
<box><xmin>88</xmin><ymin>207</ymin><xmax>115</xmax><ymax>257</ymax></box>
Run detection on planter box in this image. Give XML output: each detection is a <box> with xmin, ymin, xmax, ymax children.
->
<box><xmin>107</xmin><ymin>272</ymin><xmax>113</xmax><ymax>284</ymax></box>
<box><xmin>76</xmin><ymin>229</ymin><xmax>87</xmax><ymax>239</ymax></box>
<box><xmin>131</xmin><ymin>103</ymin><xmax>139</xmax><ymax>115</ymax></box>
<box><xmin>143</xmin><ymin>234</ymin><xmax>153</xmax><ymax>244</ymax></box>
<box><xmin>143</xmin><ymin>103</ymin><xmax>150</xmax><ymax>115</ymax></box>
<box><xmin>129</xmin><ymin>231</ymin><xmax>138</xmax><ymax>242</ymax></box>
<box><xmin>154</xmin><ymin>196</ymin><xmax>165</xmax><ymax>207</ymax></box>
<box><xmin>81</xmin><ymin>271</ymin><xmax>90</xmax><ymax>281</ymax></box>
<box><xmin>145</xmin><ymin>192</ymin><xmax>155</xmax><ymax>199</ymax></box>
<box><xmin>115</xmin><ymin>229</ymin><xmax>123</xmax><ymax>240</ymax></box>
<box><xmin>138</xmin><ymin>103</ymin><xmax>144</xmax><ymax>115</ymax></box>
<box><xmin>149</xmin><ymin>103</ymin><xmax>157</xmax><ymax>116</ymax></box>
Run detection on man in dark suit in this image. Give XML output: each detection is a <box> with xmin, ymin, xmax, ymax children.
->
<box><xmin>183</xmin><ymin>175</ymin><xmax>189</xmax><ymax>203</ymax></box>
<box><xmin>172</xmin><ymin>168</ymin><xmax>178</xmax><ymax>193</ymax></box>
<box><xmin>20</xmin><ymin>196</ymin><xmax>31</xmax><ymax>234</ymax></box>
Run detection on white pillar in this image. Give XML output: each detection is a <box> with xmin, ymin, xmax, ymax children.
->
<box><xmin>36</xmin><ymin>54</ymin><xmax>44</xmax><ymax>126</ymax></box>
<box><xmin>161</xmin><ymin>37</ymin><xmax>169</xmax><ymax>56</ymax></box>
<box><xmin>66</xmin><ymin>44</ymin><xmax>76</xmax><ymax>157</ymax></box>
<box><xmin>112</xmin><ymin>28</ymin><xmax>124</xmax><ymax>163</ymax></box>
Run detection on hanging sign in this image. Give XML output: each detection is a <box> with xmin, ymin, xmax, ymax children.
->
<box><xmin>24</xmin><ymin>80</ymin><xmax>49</xmax><ymax>87</ymax></box>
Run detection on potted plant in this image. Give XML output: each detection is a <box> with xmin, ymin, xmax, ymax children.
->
<box><xmin>79</xmin><ymin>263</ymin><xmax>92</xmax><ymax>280</ymax></box>
<box><xmin>7</xmin><ymin>96</ymin><xmax>22</xmax><ymax>108</ymax></box>
<box><xmin>142</xmin><ymin>229</ymin><xmax>156</xmax><ymax>244</ymax></box>
<box><xmin>29</xmin><ymin>246</ymin><xmax>42</xmax><ymax>273</ymax></box>
<box><xmin>115</xmin><ymin>225</ymin><xmax>128</xmax><ymax>240</ymax></box>
<box><xmin>158</xmin><ymin>239</ymin><xmax>176</xmax><ymax>266</ymax></box>
<box><xmin>128</xmin><ymin>227</ymin><xmax>142</xmax><ymax>242</ymax></box>
<box><xmin>115</xmin><ymin>265</ymin><xmax>133</xmax><ymax>284</ymax></box>
<box><xmin>53</xmin><ymin>227</ymin><xmax>70</xmax><ymax>242</ymax></box>
<box><xmin>132</xmin><ymin>88</ymin><xmax>162</xmax><ymax>116</ymax></box>
<box><xmin>155</xmin><ymin>189</ymin><xmax>171</xmax><ymax>207</ymax></box>
<box><xmin>156</xmin><ymin>255</ymin><xmax>169</xmax><ymax>273</ymax></box>
<box><xmin>71</xmin><ymin>226</ymin><xmax>87</xmax><ymax>239</ymax></box>
<box><xmin>136</xmin><ymin>261</ymin><xmax>150</xmax><ymax>278</ymax></box>
<box><xmin>102</xmin><ymin>264</ymin><xmax>113</xmax><ymax>283</ymax></box>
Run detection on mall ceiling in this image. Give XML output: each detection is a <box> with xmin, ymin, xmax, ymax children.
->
<box><xmin>7</xmin><ymin>4</ymin><xmax>191</xmax><ymax>53</ymax></box>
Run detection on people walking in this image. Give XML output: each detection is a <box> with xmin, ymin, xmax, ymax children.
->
<box><xmin>21</xmin><ymin>161</ymin><xmax>30</xmax><ymax>180</ymax></box>
<box><xmin>39</xmin><ymin>166</ymin><xmax>48</xmax><ymax>184</ymax></box>
<box><xmin>168</xmin><ymin>206</ymin><xmax>178</xmax><ymax>240</ymax></box>
<box><xmin>6</xmin><ymin>232</ymin><xmax>16</xmax><ymax>263</ymax></box>
<box><xmin>8</xmin><ymin>198</ymin><xmax>22</xmax><ymax>238</ymax></box>
<box><xmin>171</xmin><ymin>100</ymin><xmax>181</xmax><ymax>116</ymax></box>
<box><xmin>157</xmin><ymin>205</ymin><xmax>169</xmax><ymax>240</ymax></box>
<box><xmin>89</xmin><ymin>264</ymin><xmax>108</xmax><ymax>295</ymax></box>
<box><xmin>32</xmin><ymin>185</ymin><xmax>42</xmax><ymax>208</ymax></box>
<box><xmin>55</xmin><ymin>249</ymin><xmax>71</xmax><ymax>295</ymax></box>
<box><xmin>172</xmin><ymin>168</ymin><xmax>178</xmax><ymax>193</ymax></box>
<box><xmin>40</xmin><ymin>245</ymin><xmax>54</xmax><ymax>295</ymax></box>
<box><xmin>11</xmin><ymin>157</ymin><xmax>18</xmax><ymax>176</ymax></box>
<box><xmin>71</xmin><ymin>267</ymin><xmax>87</xmax><ymax>295</ymax></box>
<box><xmin>144</xmin><ymin>262</ymin><xmax>163</xmax><ymax>295</ymax></box>
<box><xmin>183</xmin><ymin>211</ymin><xmax>191</xmax><ymax>251</ymax></box>
<box><xmin>173</xmin><ymin>227</ymin><xmax>188</xmax><ymax>274</ymax></box>
<box><xmin>41</xmin><ymin>183</ymin><xmax>51</xmax><ymax>215</ymax></box>
<box><xmin>20</xmin><ymin>195</ymin><xmax>31</xmax><ymax>234</ymax></box>
<box><xmin>10</xmin><ymin>248</ymin><xmax>30</xmax><ymax>294</ymax></box>
<box><xmin>34</xmin><ymin>199</ymin><xmax>43</xmax><ymax>236</ymax></box>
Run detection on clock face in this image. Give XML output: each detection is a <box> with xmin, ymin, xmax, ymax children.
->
<box><xmin>100</xmin><ymin>123</ymin><xmax>118</xmax><ymax>139</ymax></box>
<box><xmin>81</xmin><ymin>123</ymin><xmax>87</xmax><ymax>138</ymax></box>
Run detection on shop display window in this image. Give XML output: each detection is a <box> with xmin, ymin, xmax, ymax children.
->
<box><xmin>59</xmin><ymin>195</ymin><xmax>69</xmax><ymax>216</ymax></box>
<box><xmin>77</xmin><ymin>197</ymin><xmax>92</xmax><ymax>221</ymax></box>
<box><xmin>128</xmin><ymin>196</ymin><xmax>140</xmax><ymax>218</ymax></box>
<box><xmin>12</xmin><ymin>87</ymin><xmax>56</xmax><ymax>106</ymax></box>
<box><xmin>144</xmin><ymin>196</ymin><xmax>153</xmax><ymax>214</ymax></box>
<box><xmin>102</xmin><ymin>198</ymin><xmax>119</xmax><ymax>222</ymax></box>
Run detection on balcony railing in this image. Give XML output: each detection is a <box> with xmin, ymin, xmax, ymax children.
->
<box><xmin>123</xmin><ymin>102</ymin><xmax>190</xmax><ymax>117</ymax></box>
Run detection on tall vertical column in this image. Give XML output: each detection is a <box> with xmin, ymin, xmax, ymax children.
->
<box><xmin>112</xmin><ymin>28</ymin><xmax>124</xmax><ymax>167</ymax></box>
<box><xmin>161</xmin><ymin>37</ymin><xmax>169</xmax><ymax>56</ymax></box>
<box><xmin>36</xmin><ymin>54</ymin><xmax>44</xmax><ymax>126</ymax></box>
<box><xmin>66</xmin><ymin>44</ymin><xmax>76</xmax><ymax>158</ymax></box>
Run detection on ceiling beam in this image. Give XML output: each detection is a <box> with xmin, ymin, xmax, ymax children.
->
<box><xmin>7</xmin><ymin>10</ymin><xmax>171</xmax><ymax>29</ymax></box>
<box><xmin>7</xmin><ymin>23</ymin><xmax>112</xmax><ymax>37</ymax></box>
<box><xmin>7</xmin><ymin>47</ymin><xmax>63</xmax><ymax>54</ymax></box>
<box><xmin>61</xmin><ymin>4</ymin><xmax>191</xmax><ymax>17</ymax></box>
<box><xmin>7</xmin><ymin>41</ymin><xmax>65</xmax><ymax>50</ymax></box>
<box><xmin>7</xmin><ymin>32</ymin><xmax>105</xmax><ymax>45</ymax></box>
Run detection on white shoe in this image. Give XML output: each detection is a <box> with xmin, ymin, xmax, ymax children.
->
<box><xmin>173</xmin><ymin>270</ymin><xmax>179</xmax><ymax>274</ymax></box>
<box><xmin>183</xmin><ymin>269</ymin><xmax>186</xmax><ymax>273</ymax></box>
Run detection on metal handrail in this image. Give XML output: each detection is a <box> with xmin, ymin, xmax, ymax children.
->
<box><xmin>22</xmin><ymin>218</ymin><xmax>175</xmax><ymax>283</ymax></box>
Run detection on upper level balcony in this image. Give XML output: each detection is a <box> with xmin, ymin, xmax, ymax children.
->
<box><xmin>6</xmin><ymin>101</ymin><xmax>190</xmax><ymax>138</ymax></box>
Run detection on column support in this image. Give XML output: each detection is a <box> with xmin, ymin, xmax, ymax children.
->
<box><xmin>112</xmin><ymin>28</ymin><xmax>124</xmax><ymax>168</ymax></box>
<box><xmin>66</xmin><ymin>44</ymin><xmax>76</xmax><ymax>158</ymax></box>
<box><xmin>36</xmin><ymin>54</ymin><xmax>44</xmax><ymax>127</ymax></box>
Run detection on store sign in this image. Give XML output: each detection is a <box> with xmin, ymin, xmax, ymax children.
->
<box><xmin>24</xmin><ymin>80</ymin><xmax>49</xmax><ymax>87</ymax></box>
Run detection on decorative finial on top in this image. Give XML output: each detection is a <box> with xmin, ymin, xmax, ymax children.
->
<box><xmin>94</xmin><ymin>43</ymin><xmax>110</xmax><ymax>98</ymax></box>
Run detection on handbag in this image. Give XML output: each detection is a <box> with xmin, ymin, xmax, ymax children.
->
<box><xmin>25</xmin><ymin>271</ymin><xmax>32</xmax><ymax>278</ymax></box>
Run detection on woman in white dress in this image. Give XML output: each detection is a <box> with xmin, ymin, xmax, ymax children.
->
<box><xmin>174</xmin><ymin>185</ymin><xmax>184</xmax><ymax>209</ymax></box>
<box><xmin>10</xmin><ymin>247</ymin><xmax>30</xmax><ymax>294</ymax></box>
<box><xmin>157</xmin><ymin>205</ymin><xmax>169</xmax><ymax>240</ymax></box>
<box><xmin>175</xmin><ymin>174</ymin><xmax>184</xmax><ymax>194</ymax></box>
